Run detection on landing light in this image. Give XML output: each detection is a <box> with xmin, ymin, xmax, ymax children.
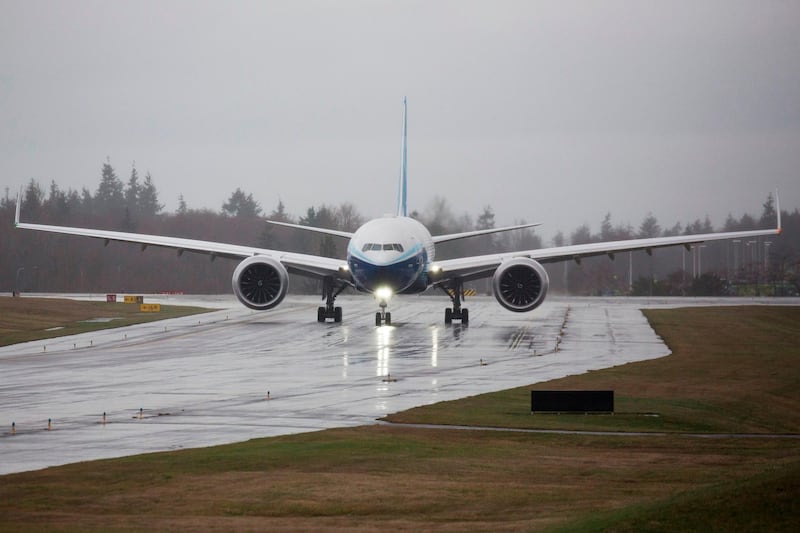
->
<box><xmin>375</xmin><ymin>287</ymin><xmax>393</xmax><ymax>301</ymax></box>
<box><xmin>430</xmin><ymin>264</ymin><xmax>442</xmax><ymax>274</ymax></box>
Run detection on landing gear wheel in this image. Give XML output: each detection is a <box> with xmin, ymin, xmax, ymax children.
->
<box><xmin>318</xmin><ymin>276</ymin><xmax>347</xmax><ymax>323</ymax></box>
<box><xmin>444</xmin><ymin>308</ymin><xmax>453</xmax><ymax>324</ymax></box>
<box><xmin>375</xmin><ymin>312</ymin><xmax>382</xmax><ymax>326</ymax></box>
<box><xmin>385</xmin><ymin>312</ymin><xmax>391</xmax><ymax>326</ymax></box>
<box><xmin>461</xmin><ymin>308</ymin><xmax>469</xmax><ymax>325</ymax></box>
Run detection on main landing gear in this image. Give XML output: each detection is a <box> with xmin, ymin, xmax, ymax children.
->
<box><xmin>439</xmin><ymin>279</ymin><xmax>469</xmax><ymax>325</ymax></box>
<box><xmin>317</xmin><ymin>277</ymin><xmax>346</xmax><ymax>323</ymax></box>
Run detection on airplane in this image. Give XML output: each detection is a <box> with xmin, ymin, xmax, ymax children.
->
<box><xmin>15</xmin><ymin>98</ymin><xmax>782</xmax><ymax>326</ymax></box>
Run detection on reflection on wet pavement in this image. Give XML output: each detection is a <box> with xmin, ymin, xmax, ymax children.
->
<box><xmin>2</xmin><ymin>294</ymin><xmax>753</xmax><ymax>475</ymax></box>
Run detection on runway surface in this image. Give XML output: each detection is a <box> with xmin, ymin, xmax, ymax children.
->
<box><xmin>1</xmin><ymin>294</ymin><xmax>788</xmax><ymax>475</ymax></box>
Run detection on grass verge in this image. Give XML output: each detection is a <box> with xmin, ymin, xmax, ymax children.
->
<box><xmin>0</xmin><ymin>296</ymin><xmax>213</xmax><ymax>347</ymax></box>
<box><xmin>1</xmin><ymin>305</ymin><xmax>799</xmax><ymax>531</ymax></box>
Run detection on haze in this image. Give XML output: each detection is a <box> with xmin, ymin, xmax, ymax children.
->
<box><xmin>2</xmin><ymin>0</ymin><xmax>799</xmax><ymax>241</ymax></box>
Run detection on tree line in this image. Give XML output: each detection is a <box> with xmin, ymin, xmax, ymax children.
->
<box><xmin>2</xmin><ymin>160</ymin><xmax>798</xmax><ymax>296</ymax></box>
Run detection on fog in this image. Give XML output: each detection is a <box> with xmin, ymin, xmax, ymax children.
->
<box><xmin>2</xmin><ymin>1</ymin><xmax>799</xmax><ymax>240</ymax></box>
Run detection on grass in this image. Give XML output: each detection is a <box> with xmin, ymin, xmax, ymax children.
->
<box><xmin>386</xmin><ymin>306</ymin><xmax>800</xmax><ymax>435</ymax></box>
<box><xmin>1</xmin><ymin>305</ymin><xmax>799</xmax><ymax>531</ymax></box>
<box><xmin>0</xmin><ymin>296</ymin><xmax>213</xmax><ymax>347</ymax></box>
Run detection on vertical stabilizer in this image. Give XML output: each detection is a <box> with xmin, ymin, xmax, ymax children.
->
<box><xmin>14</xmin><ymin>186</ymin><xmax>22</xmax><ymax>226</ymax></box>
<box><xmin>397</xmin><ymin>97</ymin><xmax>408</xmax><ymax>217</ymax></box>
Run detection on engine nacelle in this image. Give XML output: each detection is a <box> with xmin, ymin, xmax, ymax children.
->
<box><xmin>492</xmin><ymin>257</ymin><xmax>549</xmax><ymax>312</ymax></box>
<box><xmin>232</xmin><ymin>256</ymin><xmax>289</xmax><ymax>311</ymax></box>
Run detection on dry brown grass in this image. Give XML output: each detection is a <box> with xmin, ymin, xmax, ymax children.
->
<box><xmin>0</xmin><ymin>296</ymin><xmax>210</xmax><ymax>346</ymax></box>
<box><xmin>2</xmin><ymin>426</ymin><xmax>796</xmax><ymax>531</ymax></box>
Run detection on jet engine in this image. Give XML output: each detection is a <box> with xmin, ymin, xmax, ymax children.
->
<box><xmin>232</xmin><ymin>256</ymin><xmax>289</xmax><ymax>310</ymax></box>
<box><xmin>492</xmin><ymin>258</ymin><xmax>549</xmax><ymax>312</ymax></box>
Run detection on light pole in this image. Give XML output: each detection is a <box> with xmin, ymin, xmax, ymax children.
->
<box><xmin>764</xmin><ymin>241</ymin><xmax>772</xmax><ymax>272</ymax></box>
<box><xmin>746</xmin><ymin>240</ymin><xmax>758</xmax><ymax>295</ymax></box>
<box><xmin>697</xmin><ymin>245</ymin><xmax>706</xmax><ymax>278</ymax></box>
<box><xmin>15</xmin><ymin>267</ymin><xmax>24</xmax><ymax>295</ymax></box>
<box><xmin>732</xmin><ymin>239</ymin><xmax>741</xmax><ymax>278</ymax></box>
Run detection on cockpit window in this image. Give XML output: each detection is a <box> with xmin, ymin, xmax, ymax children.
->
<box><xmin>362</xmin><ymin>243</ymin><xmax>404</xmax><ymax>252</ymax></box>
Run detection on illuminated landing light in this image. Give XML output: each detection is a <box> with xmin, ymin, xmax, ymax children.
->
<box><xmin>339</xmin><ymin>264</ymin><xmax>349</xmax><ymax>273</ymax></box>
<box><xmin>375</xmin><ymin>286</ymin><xmax>393</xmax><ymax>301</ymax></box>
<box><xmin>429</xmin><ymin>264</ymin><xmax>442</xmax><ymax>274</ymax></box>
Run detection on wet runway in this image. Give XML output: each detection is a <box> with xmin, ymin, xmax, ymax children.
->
<box><xmin>2</xmin><ymin>294</ymin><xmax>780</xmax><ymax>475</ymax></box>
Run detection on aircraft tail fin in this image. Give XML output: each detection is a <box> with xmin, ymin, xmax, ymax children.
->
<box><xmin>14</xmin><ymin>186</ymin><xmax>22</xmax><ymax>226</ymax></box>
<box><xmin>396</xmin><ymin>97</ymin><xmax>408</xmax><ymax>217</ymax></box>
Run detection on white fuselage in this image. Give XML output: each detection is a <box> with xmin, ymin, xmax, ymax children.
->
<box><xmin>346</xmin><ymin>216</ymin><xmax>435</xmax><ymax>295</ymax></box>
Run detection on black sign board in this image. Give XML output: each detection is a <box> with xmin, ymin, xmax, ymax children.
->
<box><xmin>531</xmin><ymin>390</ymin><xmax>614</xmax><ymax>413</ymax></box>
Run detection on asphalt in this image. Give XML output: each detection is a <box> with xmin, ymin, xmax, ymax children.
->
<box><xmin>2</xmin><ymin>294</ymin><xmax>793</xmax><ymax>475</ymax></box>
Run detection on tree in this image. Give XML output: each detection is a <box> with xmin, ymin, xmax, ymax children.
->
<box><xmin>422</xmin><ymin>196</ymin><xmax>457</xmax><ymax>235</ymax></box>
<box><xmin>637</xmin><ymin>212</ymin><xmax>661</xmax><ymax>239</ymax></box>
<box><xmin>760</xmin><ymin>192</ymin><xmax>777</xmax><ymax>229</ymax></box>
<box><xmin>125</xmin><ymin>163</ymin><xmax>141</xmax><ymax>215</ymax></box>
<box><xmin>600</xmin><ymin>213</ymin><xmax>614</xmax><ymax>241</ymax></box>
<box><xmin>138</xmin><ymin>172</ymin><xmax>163</xmax><ymax>216</ymax></box>
<box><xmin>268</xmin><ymin>199</ymin><xmax>292</xmax><ymax>222</ymax></box>
<box><xmin>476</xmin><ymin>205</ymin><xmax>495</xmax><ymax>230</ymax></box>
<box><xmin>45</xmin><ymin>180</ymin><xmax>70</xmax><ymax>221</ymax></box>
<box><xmin>222</xmin><ymin>188</ymin><xmax>262</xmax><ymax>218</ymax></box>
<box><xmin>95</xmin><ymin>159</ymin><xmax>124</xmax><ymax>214</ymax></box>
<box><xmin>336</xmin><ymin>202</ymin><xmax>363</xmax><ymax>232</ymax></box>
<box><xmin>23</xmin><ymin>179</ymin><xmax>44</xmax><ymax>217</ymax></box>
<box><xmin>663</xmin><ymin>222</ymin><xmax>683</xmax><ymax>237</ymax></box>
<box><xmin>571</xmin><ymin>223</ymin><xmax>592</xmax><ymax>245</ymax></box>
<box><xmin>684</xmin><ymin>216</ymin><xmax>713</xmax><ymax>235</ymax></box>
<box><xmin>176</xmin><ymin>194</ymin><xmax>188</xmax><ymax>216</ymax></box>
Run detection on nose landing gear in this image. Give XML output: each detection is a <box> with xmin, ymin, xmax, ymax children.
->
<box><xmin>375</xmin><ymin>299</ymin><xmax>392</xmax><ymax>326</ymax></box>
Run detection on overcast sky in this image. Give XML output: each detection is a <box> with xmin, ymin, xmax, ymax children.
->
<box><xmin>2</xmin><ymin>0</ymin><xmax>799</xmax><ymax>241</ymax></box>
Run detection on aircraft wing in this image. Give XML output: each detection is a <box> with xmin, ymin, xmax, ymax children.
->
<box><xmin>432</xmin><ymin>226</ymin><xmax>782</xmax><ymax>283</ymax></box>
<box><xmin>15</xmin><ymin>203</ymin><xmax>349</xmax><ymax>280</ymax></box>
<box><xmin>265</xmin><ymin>219</ymin><xmax>354</xmax><ymax>239</ymax></box>
<box><xmin>432</xmin><ymin>222</ymin><xmax>542</xmax><ymax>244</ymax></box>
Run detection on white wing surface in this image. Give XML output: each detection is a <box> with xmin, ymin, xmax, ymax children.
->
<box><xmin>14</xmin><ymin>216</ymin><xmax>347</xmax><ymax>280</ymax></box>
<box><xmin>433</xmin><ymin>226</ymin><xmax>782</xmax><ymax>283</ymax></box>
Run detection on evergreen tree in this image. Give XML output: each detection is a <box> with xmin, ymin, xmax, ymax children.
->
<box><xmin>571</xmin><ymin>223</ymin><xmax>592</xmax><ymax>245</ymax></box>
<box><xmin>268</xmin><ymin>199</ymin><xmax>292</xmax><ymax>222</ymax></box>
<box><xmin>222</xmin><ymin>188</ymin><xmax>262</xmax><ymax>217</ymax></box>
<box><xmin>138</xmin><ymin>172</ymin><xmax>163</xmax><ymax>216</ymax></box>
<box><xmin>23</xmin><ymin>179</ymin><xmax>44</xmax><ymax>216</ymax></box>
<box><xmin>476</xmin><ymin>205</ymin><xmax>495</xmax><ymax>230</ymax></box>
<box><xmin>638</xmin><ymin>213</ymin><xmax>661</xmax><ymax>238</ymax></box>
<box><xmin>177</xmin><ymin>194</ymin><xmax>188</xmax><ymax>215</ymax></box>
<box><xmin>81</xmin><ymin>187</ymin><xmax>94</xmax><ymax>214</ymax></box>
<box><xmin>760</xmin><ymin>192</ymin><xmax>777</xmax><ymax>229</ymax></box>
<box><xmin>95</xmin><ymin>159</ymin><xmax>124</xmax><ymax>214</ymax></box>
<box><xmin>125</xmin><ymin>163</ymin><xmax>141</xmax><ymax>214</ymax></box>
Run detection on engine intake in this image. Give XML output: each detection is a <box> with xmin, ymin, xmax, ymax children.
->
<box><xmin>232</xmin><ymin>256</ymin><xmax>289</xmax><ymax>310</ymax></box>
<box><xmin>492</xmin><ymin>258</ymin><xmax>549</xmax><ymax>312</ymax></box>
